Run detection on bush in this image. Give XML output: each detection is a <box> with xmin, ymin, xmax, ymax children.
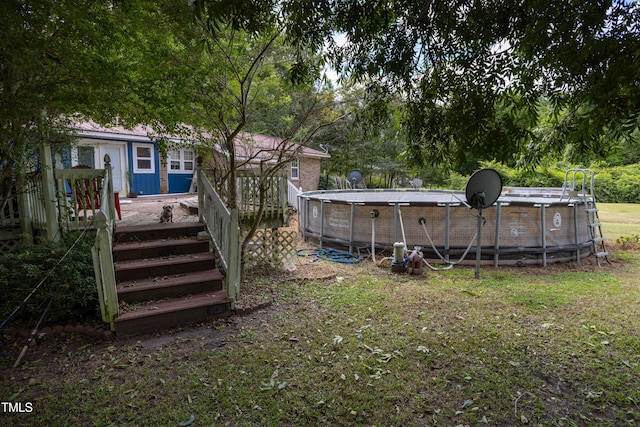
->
<box><xmin>468</xmin><ymin>162</ymin><xmax>640</xmax><ymax>203</ymax></box>
<box><xmin>592</xmin><ymin>164</ymin><xmax>640</xmax><ymax>203</ymax></box>
<box><xmin>0</xmin><ymin>231</ymin><xmax>99</xmax><ymax>328</ymax></box>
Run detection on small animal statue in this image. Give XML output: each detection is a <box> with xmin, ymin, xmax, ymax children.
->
<box><xmin>160</xmin><ymin>205</ymin><xmax>173</xmax><ymax>223</ymax></box>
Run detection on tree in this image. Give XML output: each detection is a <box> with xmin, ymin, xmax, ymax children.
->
<box><xmin>0</xmin><ymin>0</ymin><xmax>189</xmax><ymax>211</ymax></box>
<box><xmin>148</xmin><ymin>11</ymin><xmax>345</xmax><ymax>269</ymax></box>
<box><xmin>195</xmin><ymin>0</ymin><xmax>640</xmax><ymax>170</ymax></box>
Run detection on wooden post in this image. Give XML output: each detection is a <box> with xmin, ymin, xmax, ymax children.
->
<box><xmin>92</xmin><ymin>210</ymin><xmax>118</xmax><ymax>330</ymax></box>
<box><xmin>40</xmin><ymin>141</ymin><xmax>59</xmax><ymax>241</ymax></box>
<box><xmin>16</xmin><ymin>170</ymin><xmax>34</xmax><ymax>245</ymax></box>
<box><xmin>197</xmin><ymin>157</ymin><xmax>204</xmax><ymax>223</ymax></box>
<box><xmin>103</xmin><ymin>154</ymin><xmax>116</xmax><ymax>223</ymax></box>
<box><xmin>227</xmin><ymin>208</ymin><xmax>241</xmax><ymax>304</ymax></box>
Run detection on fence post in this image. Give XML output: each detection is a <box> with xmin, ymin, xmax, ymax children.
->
<box><xmin>15</xmin><ymin>170</ymin><xmax>34</xmax><ymax>245</ymax></box>
<box><xmin>197</xmin><ymin>157</ymin><xmax>204</xmax><ymax>223</ymax></box>
<box><xmin>91</xmin><ymin>211</ymin><xmax>118</xmax><ymax>330</ymax></box>
<box><xmin>103</xmin><ymin>154</ymin><xmax>116</xmax><ymax>222</ymax></box>
<box><xmin>40</xmin><ymin>141</ymin><xmax>59</xmax><ymax>241</ymax></box>
<box><xmin>227</xmin><ymin>208</ymin><xmax>241</xmax><ymax>304</ymax></box>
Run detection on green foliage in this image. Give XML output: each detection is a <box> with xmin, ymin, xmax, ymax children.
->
<box><xmin>326</xmin><ymin>0</ymin><xmax>640</xmax><ymax>170</ymax></box>
<box><xmin>616</xmin><ymin>234</ymin><xmax>640</xmax><ymax>249</ymax></box>
<box><xmin>592</xmin><ymin>164</ymin><xmax>640</xmax><ymax>203</ymax></box>
<box><xmin>0</xmin><ymin>0</ymin><xmax>189</xmax><ymax>206</ymax></box>
<box><xmin>0</xmin><ymin>232</ymin><xmax>99</xmax><ymax>328</ymax></box>
<box><xmin>479</xmin><ymin>161</ymin><xmax>565</xmax><ymax>188</ymax></box>
<box><xmin>421</xmin><ymin>161</ymin><xmax>638</xmax><ymax>204</ymax></box>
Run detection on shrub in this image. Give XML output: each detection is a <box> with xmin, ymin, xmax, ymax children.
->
<box><xmin>592</xmin><ymin>164</ymin><xmax>640</xmax><ymax>203</ymax></box>
<box><xmin>0</xmin><ymin>231</ymin><xmax>99</xmax><ymax>328</ymax></box>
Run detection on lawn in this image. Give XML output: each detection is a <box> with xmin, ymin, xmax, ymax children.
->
<box><xmin>1</xmin><ymin>209</ymin><xmax>639</xmax><ymax>426</ymax></box>
<box><xmin>598</xmin><ymin>203</ymin><xmax>640</xmax><ymax>242</ymax></box>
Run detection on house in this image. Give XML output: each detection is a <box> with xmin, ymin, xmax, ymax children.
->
<box><xmin>66</xmin><ymin>121</ymin><xmax>330</xmax><ymax>197</ymax></box>
<box><xmin>227</xmin><ymin>132</ymin><xmax>330</xmax><ymax>192</ymax></box>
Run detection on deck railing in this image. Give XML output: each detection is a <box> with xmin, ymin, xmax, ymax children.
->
<box><xmin>89</xmin><ymin>155</ymin><xmax>118</xmax><ymax>330</ymax></box>
<box><xmin>207</xmin><ymin>168</ymin><xmax>289</xmax><ymax>227</ymax></box>
<box><xmin>198</xmin><ymin>162</ymin><xmax>241</xmax><ymax>304</ymax></box>
<box><xmin>287</xmin><ymin>180</ymin><xmax>302</xmax><ymax>211</ymax></box>
<box><xmin>55</xmin><ymin>167</ymin><xmax>106</xmax><ymax>230</ymax></box>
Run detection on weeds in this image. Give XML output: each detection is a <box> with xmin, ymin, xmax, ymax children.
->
<box><xmin>616</xmin><ymin>234</ymin><xmax>640</xmax><ymax>249</ymax></box>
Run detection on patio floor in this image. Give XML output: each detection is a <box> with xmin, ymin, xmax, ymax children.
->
<box><xmin>117</xmin><ymin>194</ymin><xmax>199</xmax><ymax>226</ymax></box>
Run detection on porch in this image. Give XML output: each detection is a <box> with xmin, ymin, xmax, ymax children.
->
<box><xmin>2</xmin><ymin>147</ymin><xmax>296</xmax><ymax>336</ymax></box>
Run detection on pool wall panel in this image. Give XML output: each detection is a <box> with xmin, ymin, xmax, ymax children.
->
<box><xmin>300</xmin><ymin>190</ymin><xmax>596</xmax><ymax>265</ymax></box>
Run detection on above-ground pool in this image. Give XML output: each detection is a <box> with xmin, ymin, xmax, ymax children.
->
<box><xmin>298</xmin><ymin>187</ymin><xmax>598</xmax><ymax>266</ymax></box>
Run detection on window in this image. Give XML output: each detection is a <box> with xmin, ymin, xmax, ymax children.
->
<box><xmin>290</xmin><ymin>158</ymin><xmax>299</xmax><ymax>180</ymax></box>
<box><xmin>77</xmin><ymin>146</ymin><xmax>95</xmax><ymax>168</ymax></box>
<box><xmin>133</xmin><ymin>143</ymin><xmax>155</xmax><ymax>173</ymax></box>
<box><xmin>168</xmin><ymin>149</ymin><xmax>195</xmax><ymax>173</ymax></box>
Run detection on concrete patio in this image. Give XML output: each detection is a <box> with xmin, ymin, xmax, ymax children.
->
<box><xmin>117</xmin><ymin>194</ymin><xmax>199</xmax><ymax>226</ymax></box>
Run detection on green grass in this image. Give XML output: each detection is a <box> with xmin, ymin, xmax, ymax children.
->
<box><xmin>2</xmin><ymin>252</ymin><xmax>639</xmax><ymax>426</ymax></box>
<box><xmin>598</xmin><ymin>203</ymin><xmax>640</xmax><ymax>240</ymax></box>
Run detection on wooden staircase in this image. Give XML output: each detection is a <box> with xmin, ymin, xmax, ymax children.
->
<box><xmin>112</xmin><ymin>222</ymin><xmax>232</xmax><ymax>336</ymax></box>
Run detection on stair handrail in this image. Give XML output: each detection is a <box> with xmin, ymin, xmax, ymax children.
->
<box><xmin>560</xmin><ymin>168</ymin><xmax>595</xmax><ymax>201</ymax></box>
<box><xmin>91</xmin><ymin>154</ymin><xmax>118</xmax><ymax>330</ymax></box>
<box><xmin>287</xmin><ymin>180</ymin><xmax>302</xmax><ymax>211</ymax></box>
<box><xmin>198</xmin><ymin>159</ymin><xmax>241</xmax><ymax>304</ymax></box>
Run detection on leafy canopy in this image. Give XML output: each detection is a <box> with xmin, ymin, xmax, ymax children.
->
<box><xmin>195</xmin><ymin>0</ymin><xmax>640</xmax><ymax>169</ymax></box>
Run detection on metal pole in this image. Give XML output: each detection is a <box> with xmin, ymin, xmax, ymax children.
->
<box><xmin>443</xmin><ymin>203</ymin><xmax>451</xmax><ymax>262</ymax></box>
<box><xmin>572</xmin><ymin>203</ymin><xmax>580</xmax><ymax>262</ymax></box>
<box><xmin>541</xmin><ymin>204</ymin><xmax>547</xmax><ymax>267</ymax></box>
<box><xmin>494</xmin><ymin>202</ymin><xmax>502</xmax><ymax>267</ymax></box>
<box><xmin>475</xmin><ymin>207</ymin><xmax>483</xmax><ymax>279</ymax></box>
<box><xmin>319</xmin><ymin>200</ymin><xmax>326</xmax><ymax>249</ymax></box>
<box><xmin>349</xmin><ymin>203</ymin><xmax>355</xmax><ymax>253</ymax></box>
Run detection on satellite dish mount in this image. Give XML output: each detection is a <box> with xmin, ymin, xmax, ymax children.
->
<box><xmin>464</xmin><ymin>169</ymin><xmax>503</xmax><ymax>279</ymax></box>
<box><xmin>348</xmin><ymin>170</ymin><xmax>363</xmax><ymax>189</ymax></box>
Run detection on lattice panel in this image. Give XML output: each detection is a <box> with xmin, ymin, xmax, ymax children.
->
<box><xmin>0</xmin><ymin>237</ymin><xmax>20</xmax><ymax>254</ymax></box>
<box><xmin>245</xmin><ymin>229</ymin><xmax>298</xmax><ymax>271</ymax></box>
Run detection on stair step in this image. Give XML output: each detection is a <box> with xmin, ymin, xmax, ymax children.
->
<box><xmin>117</xmin><ymin>269</ymin><xmax>224</xmax><ymax>302</ymax></box>
<box><xmin>115</xmin><ymin>222</ymin><xmax>205</xmax><ymax>243</ymax></box>
<box><xmin>595</xmin><ymin>251</ymin><xmax>609</xmax><ymax>258</ymax></box>
<box><xmin>113</xmin><ymin>238</ymin><xmax>209</xmax><ymax>262</ymax></box>
<box><xmin>114</xmin><ymin>290</ymin><xmax>232</xmax><ymax>336</ymax></box>
<box><xmin>115</xmin><ymin>252</ymin><xmax>216</xmax><ymax>282</ymax></box>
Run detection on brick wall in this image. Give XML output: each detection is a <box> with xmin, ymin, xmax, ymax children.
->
<box><xmin>294</xmin><ymin>157</ymin><xmax>322</xmax><ymax>192</ymax></box>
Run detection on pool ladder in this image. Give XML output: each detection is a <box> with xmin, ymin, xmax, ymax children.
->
<box><xmin>561</xmin><ymin>169</ymin><xmax>609</xmax><ymax>266</ymax></box>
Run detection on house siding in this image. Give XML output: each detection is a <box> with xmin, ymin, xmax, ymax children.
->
<box><xmin>127</xmin><ymin>143</ymin><xmax>161</xmax><ymax>196</ymax></box>
<box><xmin>168</xmin><ymin>174</ymin><xmax>193</xmax><ymax>193</ymax></box>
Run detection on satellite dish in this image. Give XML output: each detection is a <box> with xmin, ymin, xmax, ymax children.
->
<box><xmin>464</xmin><ymin>168</ymin><xmax>502</xmax><ymax>280</ymax></box>
<box><xmin>411</xmin><ymin>178</ymin><xmax>423</xmax><ymax>189</ymax></box>
<box><xmin>348</xmin><ymin>170</ymin><xmax>363</xmax><ymax>188</ymax></box>
<box><xmin>465</xmin><ymin>169</ymin><xmax>502</xmax><ymax>209</ymax></box>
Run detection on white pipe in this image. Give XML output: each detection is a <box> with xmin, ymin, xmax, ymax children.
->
<box><xmin>398</xmin><ymin>208</ymin><xmax>407</xmax><ymax>247</ymax></box>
